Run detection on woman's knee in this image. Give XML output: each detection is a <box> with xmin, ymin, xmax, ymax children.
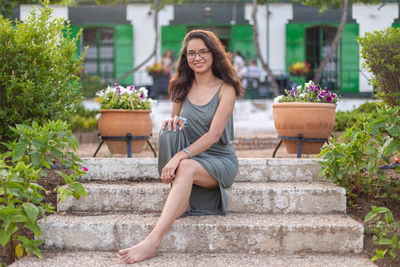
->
<box><xmin>176</xmin><ymin>159</ymin><xmax>195</xmax><ymax>178</ymax></box>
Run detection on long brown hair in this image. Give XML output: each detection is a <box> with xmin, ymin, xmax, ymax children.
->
<box><xmin>169</xmin><ymin>29</ymin><xmax>243</xmax><ymax>102</ymax></box>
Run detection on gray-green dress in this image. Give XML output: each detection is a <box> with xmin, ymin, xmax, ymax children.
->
<box><xmin>157</xmin><ymin>86</ymin><xmax>238</xmax><ymax>216</ymax></box>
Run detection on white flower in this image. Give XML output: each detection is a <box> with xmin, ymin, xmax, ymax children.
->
<box><xmin>273</xmin><ymin>95</ymin><xmax>283</xmax><ymax>103</ymax></box>
<box><xmin>139</xmin><ymin>87</ymin><xmax>148</xmax><ymax>98</ymax></box>
<box><xmin>296</xmin><ymin>85</ymin><xmax>302</xmax><ymax>91</ymax></box>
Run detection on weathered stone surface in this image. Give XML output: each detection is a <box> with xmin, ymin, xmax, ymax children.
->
<box><xmin>80</xmin><ymin>158</ymin><xmax>322</xmax><ymax>183</ymax></box>
<box><xmin>38</xmin><ymin>213</ymin><xmax>363</xmax><ymax>254</ymax></box>
<box><xmin>10</xmin><ymin>251</ymin><xmax>376</xmax><ymax>267</ymax></box>
<box><xmin>58</xmin><ymin>182</ymin><xmax>346</xmax><ymax>214</ymax></box>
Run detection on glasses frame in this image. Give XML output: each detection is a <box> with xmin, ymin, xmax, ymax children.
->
<box><xmin>187</xmin><ymin>49</ymin><xmax>211</xmax><ymax>60</ymax></box>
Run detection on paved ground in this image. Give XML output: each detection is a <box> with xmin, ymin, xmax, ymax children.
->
<box><xmin>77</xmin><ymin>142</ymin><xmax>319</xmax><ymax>159</ymax></box>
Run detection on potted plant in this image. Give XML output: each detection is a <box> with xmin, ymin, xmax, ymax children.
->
<box><xmin>96</xmin><ymin>84</ymin><xmax>155</xmax><ymax>155</ymax></box>
<box><xmin>146</xmin><ymin>62</ymin><xmax>170</xmax><ymax>98</ymax></box>
<box><xmin>273</xmin><ymin>80</ymin><xmax>338</xmax><ymax>154</ymax></box>
<box><xmin>288</xmin><ymin>61</ymin><xmax>311</xmax><ymax>85</ymax></box>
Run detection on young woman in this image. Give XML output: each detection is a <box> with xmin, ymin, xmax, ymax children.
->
<box><xmin>118</xmin><ymin>29</ymin><xmax>243</xmax><ymax>264</ymax></box>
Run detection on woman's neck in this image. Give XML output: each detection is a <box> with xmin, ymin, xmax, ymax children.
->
<box><xmin>193</xmin><ymin>71</ymin><xmax>220</xmax><ymax>87</ymax></box>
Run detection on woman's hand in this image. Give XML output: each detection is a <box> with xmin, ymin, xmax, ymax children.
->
<box><xmin>161</xmin><ymin>116</ymin><xmax>185</xmax><ymax>132</ymax></box>
<box><xmin>160</xmin><ymin>155</ymin><xmax>181</xmax><ymax>184</ymax></box>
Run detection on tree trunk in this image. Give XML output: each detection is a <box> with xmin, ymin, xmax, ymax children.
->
<box><xmin>251</xmin><ymin>0</ymin><xmax>280</xmax><ymax>97</ymax></box>
<box><xmin>115</xmin><ymin>0</ymin><xmax>159</xmax><ymax>83</ymax></box>
<box><xmin>313</xmin><ymin>0</ymin><xmax>348</xmax><ymax>85</ymax></box>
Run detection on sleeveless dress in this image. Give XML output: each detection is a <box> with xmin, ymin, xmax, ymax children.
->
<box><xmin>157</xmin><ymin>85</ymin><xmax>238</xmax><ymax>215</ymax></box>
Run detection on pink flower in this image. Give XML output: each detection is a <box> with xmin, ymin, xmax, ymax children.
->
<box><xmin>83</xmin><ymin>167</ymin><xmax>88</xmax><ymax>172</ymax></box>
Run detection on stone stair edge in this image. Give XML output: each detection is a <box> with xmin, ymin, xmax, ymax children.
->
<box><xmin>57</xmin><ymin>181</ymin><xmax>346</xmax><ymax>214</ymax></box>
<box><xmin>10</xmin><ymin>251</ymin><xmax>376</xmax><ymax>267</ymax></box>
<box><xmin>38</xmin><ymin>213</ymin><xmax>363</xmax><ymax>254</ymax></box>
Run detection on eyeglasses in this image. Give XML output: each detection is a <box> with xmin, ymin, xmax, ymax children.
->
<box><xmin>187</xmin><ymin>49</ymin><xmax>210</xmax><ymax>60</ymax></box>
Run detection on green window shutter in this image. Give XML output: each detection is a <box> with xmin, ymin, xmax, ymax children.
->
<box><xmin>393</xmin><ymin>23</ymin><xmax>400</xmax><ymax>28</ymax></box>
<box><xmin>286</xmin><ymin>23</ymin><xmax>306</xmax><ymax>72</ymax></box>
<box><xmin>229</xmin><ymin>25</ymin><xmax>256</xmax><ymax>62</ymax></box>
<box><xmin>114</xmin><ymin>25</ymin><xmax>134</xmax><ymax>85</ymax></box>
<box><xmin>340</xmin><ymin>23</ymin><xmax>359</xmax><ymax>93</ymax></box>
<box><xmin>161</xmin><ymin>25</ymin><xmax>187</xmax><ymax>61</ymax></box>
<box><xmin>69</xmin><ymin>25</ymin><xmax>82</xmax><ymax>60</ymax></box>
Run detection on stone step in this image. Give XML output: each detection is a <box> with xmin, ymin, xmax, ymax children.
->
<box><xmin>38</xmin><ymin>213</ymin><xmax>363</xmax><ymax>254</ymax></box>
<box><xmin>10</xmin><ymin>251</ymin><xmax>375</xmax><ymax>267</ymax></box>
<box><xmin>58</xmin><ymin>182</ymin><xmax>346</xmax><ymax>214</ymax></box>
<box><xmin>80</xmin><ymin>158</ymin><xmax>321</xmax><ymax>183</ymax></box>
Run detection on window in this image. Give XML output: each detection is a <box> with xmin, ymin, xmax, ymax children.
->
<box><xmin>306</xmin><ymin>26</ymin><xmax>340</xmax><ymax>90</ymax></box>
<box><xmin>82</xmin><ymin>27</ymin><xmax>114</xmax><ymax>83</ymax></box>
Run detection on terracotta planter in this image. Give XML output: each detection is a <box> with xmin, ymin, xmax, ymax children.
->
<box><xmin>98</xmin><ymin>109</ymin><xmax>153</xmax><ymax>154</ymax></box>
<box><xmin>272</xmin><ymin>102</ymin><xmax>336</xmax><ymax>154</ymax></box>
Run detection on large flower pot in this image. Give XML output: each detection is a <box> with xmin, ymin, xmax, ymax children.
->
<box><xmin>272</xmin><ymin>103</ymin><xmax>336</xmax><ymax>154</ymax></box>
<box><xmin>98</xmin><ymin>109</ymin><xmax>153</xmax><ymax>155</ymax></box>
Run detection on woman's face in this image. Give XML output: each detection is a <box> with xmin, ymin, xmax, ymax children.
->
<box><xmin>186</xmin><ymin>38</ymin><xmax>213</xmax><ymax>75</ymax></box>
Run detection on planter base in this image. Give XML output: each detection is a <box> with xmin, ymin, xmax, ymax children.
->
<box><xmin>93</xmin><ymin>133</ymin><xmax>157</xmax><ymax>158</ymax></box>
<box><xmin>272</xmin><ymin>134</ymin><xmax>328</xmax><ymax>158</ymax></box>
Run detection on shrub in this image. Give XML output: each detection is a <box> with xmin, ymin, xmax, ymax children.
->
<box><xmin>0</xmin><ymin>120</ymin><xmax>87</xmax><ymax>264</ymax></box>
<box><xmin>0</xmin><ymin>5</ymin><xmax>84</xmax><ymax>147</ymax></box>
<box><xmin>319</xmin><ymin>105</ymin><xmax>400</xmax><ymax>206</ymax></box>
<box><xmin>334</xmin><ymin>101</ymin><xmax>381</xmax><ymax>131</ymax></box>
<box><xmin>358</xmin><ymin>27</ymin><xmax>400</xmax><ymax>106</ymax></box>
<box><xmin>80</xmin><ymin>73</ymin><xmax>107</xmax><ymax>98</ymax></box>
<box><xmin>70</xmin><ymin>105</ymin><xmax>99</xmax><ymax>132</ymax></box>
<box><xmin>365</xmin><ymin>206</ymin><xmax>400</xmax><ymax>264</ymax></box>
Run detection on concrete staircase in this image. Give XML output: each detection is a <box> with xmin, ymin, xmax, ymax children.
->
<box><xmin>12</xmin><ymin>158</ymin><xmax>374</xmax><ymax>266</ymax></box>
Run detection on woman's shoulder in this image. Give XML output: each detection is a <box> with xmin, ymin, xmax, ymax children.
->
<box><xmin>219</xmin><ymin>82</ymin><xmax>236</xmax><ymax>99</ymax></box>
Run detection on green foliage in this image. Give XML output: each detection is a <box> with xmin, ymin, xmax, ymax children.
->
<box><xmin>80</xmin><ymin>73</ymin><xmax>107</xmax><ymax>99</ymax></box>
<box><xmin>293</xmin><ymin>0</ymin><xmax>378</xmax><ymax>12</ymax></box>
<box><xmin>0</xmin><ymin>4</ymin><xmax>84</xmax><ymax>146</ymax></box>
<box><xmin>70</xmin><ymin>105</ymin><xmax>99</xmax><ymax>132</ymax></box>
<box><xmin>0</xmin><ymin>159</ymin><xmax>52</xmax><ymax>264</ymax></box>
<box><xmin>0</xmin><ymin>120</ymin><xmax>87</xmax><ymax>264</ymax></box>
<box><xmin>358</xmin><ymin>26</ymin><xmax>400</xmax><ymax>107</ymax></box>
<box><xmin>318</xmin><ymin>105</ymin><xmax>400</xmax><ymax>206</ymax></box>
<box><xmin>334</xmin><ymin>101</ymin><xmax>381</xmax><ymax>131</ymax></box>
<box><xmin>365</xmin><ymin>206</ymin><xmax>400</xmax><ymax>263</ymax></box>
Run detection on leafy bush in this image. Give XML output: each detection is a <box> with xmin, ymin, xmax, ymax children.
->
<box><xmin>70</xmin><ymin>105</ymin><xmax>99</xmax><ymax>132</ymax></box>
<box><xmin>365</xmin><ymin>206</ymin><xmax>400</xmax><ymax>264</ymax></box>
<box><xmin>358</xmin><ymin>27</ymin><xmax>400</xmax><ymax>106</ymax></box>
<box><xmin>334</xmin><ymin>101</ymin><xmax>381</xmax><ymax>131</ymax></box>
<box><xmin>0</xmin><ymin>5</ymin><xmax>84</xmax><ymax>146</ymax></box>
<box><xmin>0</xmin><ymin>120</ymin><xmax>87</xmax><ymax>264</ymax></box>
<box><xmin>318</xmin><ymin>105</ymin><xmax>400</xmax><ymax>206</ymax></box>
<box><xmin>80</xmin><ymin>73</ymin><xmax>107</xmax><ymax>98</ymax></box>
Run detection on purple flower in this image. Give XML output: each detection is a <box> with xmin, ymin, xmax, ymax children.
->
<box><xmin>114</xmin><ymin>83</ymin><xmax>118</xmax><ymax>87</ymax></box>
<box><xmin>290</xmin><ymin>88</ymin><xmax>296</xmax><ymax>95</ymax></box>
<box><xmin>140</xmin><ymin>93</ymin><xmax>144</xmax><ymax>99</ymax></box>
<box><xmin>326</xmin><ymin>93</ymin><xmax>333</xmax><ymax>103</ymax></box>
<box><xmin>130</xmin><ymin>85</ymin><xmax>134</xmax><ymax>90</ymax></box>
<box><xmin>318</xmin><ymin>93</ymin><xmax>325</xmax><ymax>100</ymax></box>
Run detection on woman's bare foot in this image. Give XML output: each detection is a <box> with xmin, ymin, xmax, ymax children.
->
<box><xmin>118</xmin><ymin>237</ymin><xmax>159</xmax><ymax>264</ymax></box>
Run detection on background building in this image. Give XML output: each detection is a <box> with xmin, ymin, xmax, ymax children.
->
<box><xmin>15</xmin><ymin>0</ymin><xmax>400</xmax><ymax>96</ymax></box>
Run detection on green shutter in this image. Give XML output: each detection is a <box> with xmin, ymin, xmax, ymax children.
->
<box><xmin>114</xmin><ymin>25</ymin><xmax>134</xmax><ymax>85</ymax></box>
<box><xmin>161</xmin><ymin>25</ymin><xmax>187</xmax><ymax>61</ymax></box>
<box><xmin>229</xmin><ymin>25</ymin><xmax>256</xmax><ymax>62</ymax></box>
<box><xmin>69</xmin><ymin>25</ymin><xmax>82</xmax><ymax>60</ymax></box>
<box><xmin>286</xmin><ymin>23</ymin><xmax>306</xmax><ymax>71</ymax></box>
<box><xmin>340</xmin><ymin>23</ymin><xmax>359</xmax><ymax>93</ymax></box>
<box><xmin>393</xmin><ymin>23</ymin><xmax>400</xmax><ymax>28</ymax></box>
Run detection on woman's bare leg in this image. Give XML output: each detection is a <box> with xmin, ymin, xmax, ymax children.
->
<box><xmin>118</xmin><ymin>159</ymin><xmax>217</xmax><ymax>264</ymax></box>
